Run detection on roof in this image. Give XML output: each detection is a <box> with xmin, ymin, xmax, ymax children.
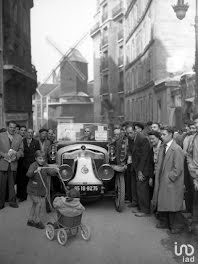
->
<box><xmin>66</xmin><ymin>49</ymin><xmax>88</xmax><ymax>64</ymax></box>
<box><xmin>37</xmin><ymin>84</ymin><xmax>58</xmax><ymax>97</ymax></box>
<box><xmin>58</xmin><ymin>91</ymin><xmax>90</xmax><ymax>98</ymax></box>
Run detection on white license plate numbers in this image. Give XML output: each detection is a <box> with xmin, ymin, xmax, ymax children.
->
<box><xmin>74</xmin><ymin>186</ymin><xmax>99</xmax><ymax>192</ymax></box>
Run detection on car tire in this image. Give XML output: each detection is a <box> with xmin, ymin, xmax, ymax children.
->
<box><xmin>115</xmin><ymin>172</ymin><xmax>125</xmax><ymax>212</ymax></box>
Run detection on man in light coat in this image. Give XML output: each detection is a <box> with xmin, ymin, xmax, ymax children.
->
<box><xmin>152</xmin><ymin>126</ymin><xmax>185</xmax><ymax>234</ymax></box>
<box><xmin>0</xmin><ymin>121</ymin><xmax>24</xmax><ymax>208</ymax></box>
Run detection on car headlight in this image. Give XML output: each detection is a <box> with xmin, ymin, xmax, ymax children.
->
<box><xmin>98</xmin><ymin>164</ymin><xmax>114</xmax><ymax>181</ymax></box>
<box><xmin>59</xmin><ymin>165</ymin><xmax>73</xmax><ymax>181</ymax></box>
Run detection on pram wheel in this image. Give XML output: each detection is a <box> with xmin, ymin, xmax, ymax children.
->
<box><xmin>80</xmin><ymin>224</ymin><xmax>91</xmax><ymax>241</ymax></box>
<box><xmin>45</xmin><ymin>223</ymin><xmax>55</xmax><ymax>241</ymax></box>
<box><xmin>57</xmin><ymin>229</ymin><xmax>67</xmax><ymax>246</ymax></box>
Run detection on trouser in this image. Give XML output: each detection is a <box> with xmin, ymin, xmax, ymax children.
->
<box><xmin>125</xmin><ymin>164</ymin><xmax>132</xmax><ymax>201</ymax></box>
<box><xmin>131</xmin><ymin>166</ymin><xmax>138</xmax><ymax>205</ymax></box>
<box><xmin>17</xmin><ymin>166</ymin><xmax>29</xmax><ymax>200</ymax></box>
<box><xmin>136</xmin><ymin>178</ymin><xmax>150</xmax><ymax>214</ymax></box>
<box><xmin>0</xmin><ymin>166</ymin><xmax>16</xmax><ymax>207</ymax></box>
<box><xmin>192</xmin><ymin>190</ymin><xmax>198</xmax><ymax>227</ymax></box>
<box><xmin>158</xmin><ymin>211</ymin><xmax>184</xmax><ymax>229</ymax></box>
<box><xmin>28</xmin><ymin>195</ymin><xmax>46</xmax><ymax>223</ymax></box>
<box><xmin>184</xmin><ymin>158</ymin><xmax>194</xmax><ymax>213</ymax></box>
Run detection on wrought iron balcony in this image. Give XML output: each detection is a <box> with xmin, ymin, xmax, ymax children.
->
<box><xmin>102</xmin><ymin>12</ymin><xmax>108</xmax><ymax>23</ymax></box>
<box><xmin>112</xmin><ymin>1</ymin><xmax>123</xmax><ymax>19</ymax></box>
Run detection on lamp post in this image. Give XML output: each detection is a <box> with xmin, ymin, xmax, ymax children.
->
<box><xmin>172</xmin><ymin>0</ymin><xmax>198</xmax><ymax>114</ymax></box>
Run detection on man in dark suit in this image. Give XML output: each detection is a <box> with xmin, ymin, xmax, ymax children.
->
<box><xmin>17</xmin><ymin>128</ymin><xmax>40</xmax><ymax>202</ymax></box>
<box><xmin>0</xmin><ymin>121</ymin><xmax>24</xmax><ymax>208</ymax></box>
<box><xmin>131</xmin><ymin>122</ymin><xmax>152</xmax><ymax>217</ymax></box>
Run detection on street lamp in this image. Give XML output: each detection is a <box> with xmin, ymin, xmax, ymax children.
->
<box><xmin>172</xmin><ymin>0</ymin><xmax>198</xmax><ymax>114</ymax></box>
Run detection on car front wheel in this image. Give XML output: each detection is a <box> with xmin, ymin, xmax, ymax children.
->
<box><xmin>115</xmin><ymin>173</ymin><xmax>125</xmax><ymax>212</ymax></box>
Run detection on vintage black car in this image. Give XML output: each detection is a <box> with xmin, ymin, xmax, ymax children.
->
<box><xmin>49</xmin><ymin>123</ymin><xmax>126</xmax><ymax>212</ymax></box>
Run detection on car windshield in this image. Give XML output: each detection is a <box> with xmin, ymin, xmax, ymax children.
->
<box><xmin>57</xmin><ymin>123</ymin><xmax>109</xmax><ymax>142</ymax></box>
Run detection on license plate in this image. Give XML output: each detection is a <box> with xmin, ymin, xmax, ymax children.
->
<box><xmin>74</xmin><ymin>185</ymin><xmax>99</xmax><ymax>192</ymax></box>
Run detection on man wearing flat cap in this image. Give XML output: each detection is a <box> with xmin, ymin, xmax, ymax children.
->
<box><xmin>38</xmin><ymin>128</ymin><xmax>51</xmax><ymax>160</ymax></box>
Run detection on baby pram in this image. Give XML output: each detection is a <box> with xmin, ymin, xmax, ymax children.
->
<box><xmin>37</xmin><ymin>165</ymin><xmax>91</xmax><ymax>246</ymax></box>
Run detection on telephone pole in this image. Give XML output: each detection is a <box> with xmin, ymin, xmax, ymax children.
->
<box><xmin>0</xmin><ymin>0</ymin><xmax>4</xmax><ymax>127</ymax></box>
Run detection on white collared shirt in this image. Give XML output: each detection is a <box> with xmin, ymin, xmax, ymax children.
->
<box><xmin>165</xmin><ymin>139</ymin><xmax>173</xmax><ymax>153</ymax></box>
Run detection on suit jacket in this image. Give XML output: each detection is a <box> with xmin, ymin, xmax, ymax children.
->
<box><xmin>0</xmin><ymin>132</ymin><xmax>24</xmax><ymax>171</ymax></box>
<box><xmin>131</xmin><ymin>133</ymin><xmax>152</xmax><ymax>177</ymax></box>
<box><xmin>152</xmin><ymin>140</ymin><xmax>184</xmax><ymax>212</ymax></box>
<box><xmin>22</xmin><ymin>138</ymin><xmax>40</xmax><ymax>170</ymax></box>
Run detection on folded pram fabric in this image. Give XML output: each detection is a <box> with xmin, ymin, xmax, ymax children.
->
<box><xmin>53</xmin><ymin>196</ymin><xmax>85</xmax><ymax>217</ymax></box>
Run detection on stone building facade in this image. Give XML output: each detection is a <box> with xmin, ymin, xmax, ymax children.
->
<box><xmin>91</xmin><ymin>0</ymin><xmax>125</xmax><ymax>125</ymax></box>
<box><xmin>1</xmin><ymin>0</ymin><xmax>37</xmax><ymax>128</ymax></box>
<box><xmin>124</xmin><ymin>0</ymin><xmax>195</xmax><ymax>127</ymax></box>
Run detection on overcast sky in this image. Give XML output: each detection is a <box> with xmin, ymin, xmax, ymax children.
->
<box><xmin>31</xmin><ymin>0</ymin><xmax>96</xmax><ymax>83</ymax></box>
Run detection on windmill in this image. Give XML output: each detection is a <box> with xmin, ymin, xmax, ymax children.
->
<box><xmin>46</xmin><ymin>37</ymin><xmax>87</xmax><ymax>83</ymax></box>
<box><xmin>37</xmin><ymin>31</ymin><xmax>89</xmax><ymax>92</ymax></box>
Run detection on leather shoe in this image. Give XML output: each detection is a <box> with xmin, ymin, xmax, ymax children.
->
<box><xmin>135</xmin><ymin>212</ymin><xmax>150</xmax><ymax>217</ymax></box>
<box><xmin>18</xmin><ymin>198</ymin><xmax>26</xmax><ymax>202</ymax></box>
<box><xmin>170</xmin><ymin>228</ymin><xmax>184</xmax><ymax>234</ymax></box>
<box><xmin>27</xmin><ymin>220</ymin><xmax>36</xmax><ymax>227</ymax></box>
<box><xmin>156</xmin><ymin>223</ymin><xmax>169</xmax><ymax>229</ymax></box>
<box><xmin>128</xmin><ymin>202</ymin><xmax>138</xmax><ymax>208</ymax></box>
<box><xmin>35</xmin><ymin>222</ymin><xmax>45</xmax><ymax>229</ymax></box>
<box><xmin>9</xmin><ymin>202</ymin><xmax>19</xmax><ymax>208</ymax></box>
<box><xmin>132</xmin><ymin>208</ymin><xmax>140</xmax><ymax>213</ymax></box>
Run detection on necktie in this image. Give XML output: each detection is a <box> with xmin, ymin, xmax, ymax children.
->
<box><xmin>159</xmin><ymin>144</ymin><xmax>167</xmax><ymax>177</ymax></box>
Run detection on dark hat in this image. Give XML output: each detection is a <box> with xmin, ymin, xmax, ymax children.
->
<box><xmin>39</xmin><ymin>128</ymin><xmax>48</xmax><ymax>133</ymax></box>
<box><xmin>134</xmin><ymin>122</ymin><xmax>144</xmax><ymax>130</ymax></box>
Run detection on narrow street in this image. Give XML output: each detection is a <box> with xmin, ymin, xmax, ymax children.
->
<box><xmin>1</xmin><ymin>198</ymin><xmax>196</xmax><ymax>264</ymax></box>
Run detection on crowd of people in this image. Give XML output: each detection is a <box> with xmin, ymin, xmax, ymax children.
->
<box><xmin>0</xmin><ymin>121</ymin><xmax>56</xmax><ymax>228</ymax></box>
<box><xmin>110</xmin><ymin>117</ymin><xmax>198</xmax><ymax>234</ymax></box>
<box><xmin>1</xmin><ymin>118</ymin><xmax>198</xmax><ymax>234</ymax></box>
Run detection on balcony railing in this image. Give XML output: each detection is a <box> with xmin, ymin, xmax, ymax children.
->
<box><xmin>101</xmin><ymin>35</ymin><xmax>108</xmax><ymax>47</ymax></box>
<box><xmin>112</xmin><ymin>1</ymin><xmax>123</xmax><ymax>18</ymax></box>
<box><xmin>118</xmin><ymin>56</ymin><xmax>124</xmax><ymax>66</ymax></box>
<box><xmin>90</xmin><ymin>22</ymin><xmax>100</xmax><ymax>36</ymax></box>
<box><xmin>102</xmin><ymin>12</ymin><xmax>108</xmax><ymax>23</ymax></box>
<box><xmin>118</xmin><ymin>29</ymin><xmax>124</xmax><ymax>41</ymax></box>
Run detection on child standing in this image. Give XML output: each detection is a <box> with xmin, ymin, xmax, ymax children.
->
<box><xmin>26</xmin><ymin>150</ymin><xmax>54</xmax><ymax>229</ymax></box>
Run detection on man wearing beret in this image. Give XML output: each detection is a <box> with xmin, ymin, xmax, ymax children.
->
<box><xmin>131</xmin><ymin>122</ymin><xmax>152</xmax><ymax>216</ymax></box>
<box><xmin>38</xmin><ymin>128</ymin><xmax>51</xmax><ymax>160</ymax></box>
